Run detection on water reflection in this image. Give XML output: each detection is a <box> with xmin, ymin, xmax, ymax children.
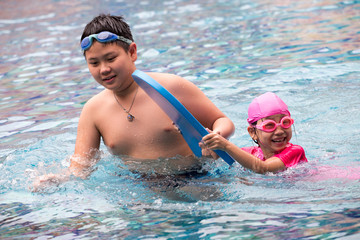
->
<box><xmin>1</xmin><ymin>0</ymin><xmax>359</xmax><ymax>149</ymax></box>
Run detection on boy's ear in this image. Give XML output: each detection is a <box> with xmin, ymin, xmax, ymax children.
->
<box><xmin>129</xmin><ymin>42</ymin><xmax>137</xmax><ymax>61</ymax></box>
<box><xmin>247</xmin><ymin>126</ymin><xmax>258</xmax><ymax>142</ymax></box>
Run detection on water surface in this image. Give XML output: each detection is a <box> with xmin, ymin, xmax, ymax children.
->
<box><xmin>1</xmin><ymin>0</ymin><xmax>360</xmax><ymax>239</ymax></box>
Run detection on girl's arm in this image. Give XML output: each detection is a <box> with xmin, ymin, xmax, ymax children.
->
<box><xmin>201</xmin><ymin>132</ymin><xmax>285</xmax><ymax>174</ymax></box>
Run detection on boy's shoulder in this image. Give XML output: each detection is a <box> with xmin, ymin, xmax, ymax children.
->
<box><xmin>145</xmin><ymin>71</ymin><xmax>193</xmax><ymax>93</ymax></box>
<box><xmin>83</xmin><ymin>89</ymin><xmax>109</xmax><ymax>109</ymax></box>
<box><xmin>146</xmin><ymin>72</ymin><xmax>183</xmax><ymax>84</ymax></box>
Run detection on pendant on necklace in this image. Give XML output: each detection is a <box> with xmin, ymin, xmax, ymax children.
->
<box><xmin>127</xmin><ymin>114</ymin><xmax>135</xmax><ymax>122</ymax></box>
<box><xmin>113</xmin><ymin>86</ymin><xmax>138</xmax><ymax>123</ymax></box>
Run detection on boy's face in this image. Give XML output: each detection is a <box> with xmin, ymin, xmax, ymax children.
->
<box><xmin>249</xmin><ymin>114</ymin><xmax>292</xmax><ymax>157</ymax></box>
<box><xmin>85</xmin><ymin>41</ymin><xmax>137</xmax><ymax>91</ymax></box>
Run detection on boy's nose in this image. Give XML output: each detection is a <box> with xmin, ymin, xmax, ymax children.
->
<box><xmin>100</xmin><ymin>63</ymin><xmax>111</xmax><ymax>74</ymax></box>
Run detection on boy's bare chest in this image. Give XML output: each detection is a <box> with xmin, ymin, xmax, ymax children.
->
<box><xmin>95</xmin><ymin>99</ymin><xmax>189</xmax><ymax>157</ymax></box>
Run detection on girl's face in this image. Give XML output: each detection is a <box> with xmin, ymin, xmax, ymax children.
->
<box><xmin>248</xmin><ymin>114</ymin><xmax>292</xmax><ymax>158</ymax></box>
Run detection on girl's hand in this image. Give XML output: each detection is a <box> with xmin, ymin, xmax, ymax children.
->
<box><xmin>199</xmin><ymin>129</ymin><xmax>222</xmax><ymax>159</ymax></box>
<box><xmin>202</xmin><ymin>131</ymin><xmax>228</xmax><ymax>151</ymax></box>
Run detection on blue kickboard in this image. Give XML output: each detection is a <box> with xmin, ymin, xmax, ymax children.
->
<box><xmin>132</xmin><ymin>70</ymin><xmax>235</xmax><ymax>165</ymax></box>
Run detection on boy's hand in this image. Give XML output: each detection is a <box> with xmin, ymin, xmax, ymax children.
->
<box><xmin>200</xmin><ymin>144</ymin><xmax>219</xmax><ymax>159</ymax></box>
<box><xmin>32</xmin><ymin>173</ymin><xmax>68</xmax><ymax>192</ymax></box>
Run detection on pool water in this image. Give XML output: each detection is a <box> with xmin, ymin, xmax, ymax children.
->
<box><xmin>1</xmin><ymin>0</ymin><xmax>360</xmax><ymax>239</ymax></box>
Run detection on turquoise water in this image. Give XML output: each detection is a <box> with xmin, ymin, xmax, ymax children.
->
<box><xmin>1</xmin><ymin>0</ymin><xmax>360</xmax><ymax>239</ymax></box>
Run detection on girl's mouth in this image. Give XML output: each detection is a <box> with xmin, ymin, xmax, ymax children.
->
<box><xmin>272</xmin><ymin>137</ymin><xmax>286</xmax><ymax>143</ymax></box>
<box><xmin>271</xmin><ymin>137</ymin><xmax>288</xmax><ymax>150</ymax></box>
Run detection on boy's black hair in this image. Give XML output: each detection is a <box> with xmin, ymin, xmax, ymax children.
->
<box><xmin>81</xmin><ymin>14</ymin><xmax>134</xmax><ymax>51</ymax></box>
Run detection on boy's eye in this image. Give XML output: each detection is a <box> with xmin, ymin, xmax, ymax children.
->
<box><xmin>108</xmin><ymin>56</ymin><xmax>116</xmax><ymax>61</ymax></box>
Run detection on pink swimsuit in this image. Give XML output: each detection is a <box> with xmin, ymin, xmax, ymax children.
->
<box><xmin>241</xmin><ymin>143</ymin><xmax>307</xmax><ymax>167</ymax></box>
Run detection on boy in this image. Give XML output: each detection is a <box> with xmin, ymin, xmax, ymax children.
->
<box><xmin>34</xmin><ymin>14</ymin><xmax>234</xmax><ymax>188</ymax></box>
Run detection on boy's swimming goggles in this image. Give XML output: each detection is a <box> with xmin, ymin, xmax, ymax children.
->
<box><xmin>81</xmin><ymin>31</ymin><xmax>133</xmax><ymax>51</ymax></box>
<box><xmin>254</xmin><ymin>116</ymin><xmax>294</xmax><ymax>133</ymax></box>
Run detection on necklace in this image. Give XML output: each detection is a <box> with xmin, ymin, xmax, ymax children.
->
<box><xmin>113</xmin><ymin>85</ymin><xmax>139</xmax><ymax>122</ymax></box>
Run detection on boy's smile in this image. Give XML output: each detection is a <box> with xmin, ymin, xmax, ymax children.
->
<box><xmin>85</xmin><ymin>41</ymin><xmax>137</xmax><ymax>92</ymax></box>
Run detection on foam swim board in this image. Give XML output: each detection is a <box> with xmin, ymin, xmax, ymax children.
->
<box><xmin>132</xmin><ymin>70</ymin><xmax>235</xmax><ymax>165</ymax></box>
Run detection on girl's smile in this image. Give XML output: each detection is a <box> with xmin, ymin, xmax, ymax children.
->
<box><xmin>254</xmin><ymin>114</ymin><xmax>292</xmax><ymax>158</ymax></box>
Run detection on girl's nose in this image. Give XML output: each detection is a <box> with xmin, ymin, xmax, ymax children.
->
<box><xmin>274</xmin><ymin>125</ymin><xmax>285</xmax><ymax>134</ymax></box>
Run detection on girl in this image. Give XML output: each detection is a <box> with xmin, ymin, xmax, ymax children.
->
<box><xmin>201</xmin><ymin>92</ymin><xmax>307</xmax><ymax>174</ymax></box>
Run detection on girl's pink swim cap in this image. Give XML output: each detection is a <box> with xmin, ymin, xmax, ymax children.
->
<box><xmin>247</xmin><ymin>92</ymin><xmax>290</xmax><ymax>124</ymax></box>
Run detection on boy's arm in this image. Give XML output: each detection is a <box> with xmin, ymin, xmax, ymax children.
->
<box><xmin>32</xmin><ymin>102</ymin><xmax>101</xmax><ymax>192</ymax></box>
<box><xmin>70</xmin><ymin>100</ymin><xmax>101</xmax><ymax>178</ymax></box>
<box><xmin>167</xmin><ymin>75</ymin><xmax>235</xmax><ymax>139</ymax></box>
<box><xmin>211</xmin><ymin>116</ymin><xmax>235</xmax><ymax>139</ymax></box>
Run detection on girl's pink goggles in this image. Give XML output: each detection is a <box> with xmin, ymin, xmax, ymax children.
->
<box><xmin>254</xmin><ymin>116</ymin><xmax>294</xmax><ymax>132</ymax></box>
